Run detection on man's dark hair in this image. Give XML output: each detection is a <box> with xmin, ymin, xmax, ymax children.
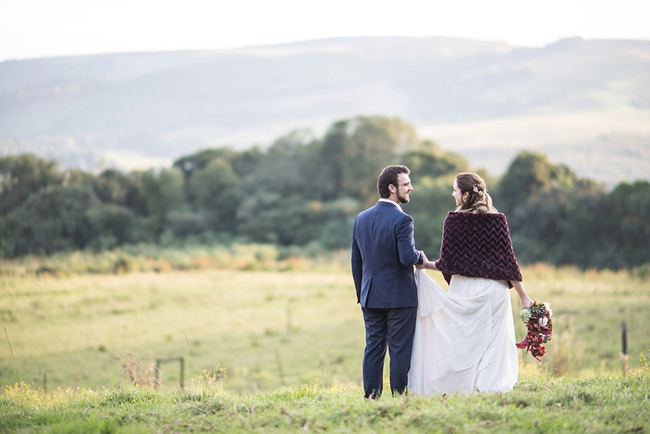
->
<box><xmin>377</xmin><ymin>165</ymin><xmax>410</xmax><ymax>198</ymax></box>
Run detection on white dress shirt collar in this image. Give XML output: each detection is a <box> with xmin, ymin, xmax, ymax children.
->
<box><xmin>378</xmin><ymin>198</ymin><xmax>403</xmax><ymax>211</ymax></box>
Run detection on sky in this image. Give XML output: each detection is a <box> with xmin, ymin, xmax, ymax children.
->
<box><xmin>1</xmin><ymin>0</ymin><xmax>649</xmax><ymax>62</ymax></box>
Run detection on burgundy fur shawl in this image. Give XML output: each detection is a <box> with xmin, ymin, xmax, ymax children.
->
<box><xmin>434</xmin><ymin>212</ymin><xmax>522</xmax><ymax>287</ymax></box>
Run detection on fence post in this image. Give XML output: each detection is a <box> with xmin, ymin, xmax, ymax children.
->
<box><xmin>155</xmin><ymin>356</ymin><xmax>185</xmax><ymax>388</ymax></box>
<box><xmin>180</xmin><ymin>357</ymin><xmax>184</xmax><ymax>388</ymax></box>
<box><xmin>286</xmin><ymin>305</ymin><xmax>292</xmax><ymax>333</ymax></box>
<box><xmin>275</xmin><ymin>350</ymin><xmax>285</xmax><ymax>386</ymax></box>
<box><xmin>620</xmin><ymin>321</ymin><xmax>628</xmax><ymax>376</ymax></box>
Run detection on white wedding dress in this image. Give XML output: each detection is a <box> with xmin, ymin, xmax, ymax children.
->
<box><xmin>408</xmin><ymin>269</ymin><xmax>518</xmax><ymax>394</ymax></box>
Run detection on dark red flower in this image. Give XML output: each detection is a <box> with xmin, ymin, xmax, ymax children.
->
<box><xmin>516</xmin><ymin>336</ymin><xmax>528</xmax><ymax>349</ymax></box>
<box><xmin>516</xmin><ymin>301</ymin><xmax>553</xmax><ymax>361</ymax></box>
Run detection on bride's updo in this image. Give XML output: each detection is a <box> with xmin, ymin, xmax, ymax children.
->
<box><xmin>455</xmin><ymin>172</ymin><xmax>498</xmax><ymax>214</ymax></box>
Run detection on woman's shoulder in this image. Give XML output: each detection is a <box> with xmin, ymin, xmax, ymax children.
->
<box><xmin>444</xmin><ymin>211</ymin><xmax>508</xmax><ymax>231</ymax></box>
<box><xmin>446</xmin><ymin>211</ymin><xmax>506</xmax><ymax>219</ymax></box>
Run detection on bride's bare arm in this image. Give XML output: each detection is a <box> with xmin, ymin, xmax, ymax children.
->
<box><xmin>512</xmin><ymin>281</ymin><xmax>533</xmax><ymax>309</ymax></box>
<box><xmin>424</xmin><ymin>260</ymin><xmax>439</xmax><ymax>271</ymax></box>
<box><xmin>415</xmin><ymin>251</ymin><xmax>440</xmax><ymax>271</ymax></box>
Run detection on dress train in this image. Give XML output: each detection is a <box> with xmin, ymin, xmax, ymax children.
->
<box><xmin>408</xmin><ymin>269</ymin><xmax>518</xmax><ymax>394</ymax></box>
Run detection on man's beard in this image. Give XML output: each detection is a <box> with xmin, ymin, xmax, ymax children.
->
<box><xmin>397</xmin><ymin>190</ymin><xmax>410</xmax><ymax>204</ymax></box>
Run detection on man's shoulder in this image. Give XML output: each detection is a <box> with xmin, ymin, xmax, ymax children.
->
<box><xmin>355</xmin><ymin>204</ymin><xmax>376</xmax><ymax>218</ymax></box>
<box><xmin>356</xmin><ymin>202</ymin><xmax>395</xmax><ymax>216</ymax></box>
<box><xmin>353</xmin><ymin>205</ymin><xmax>374</xmax><ymax>228</ymax></box>
<box><xmin>355</xmin><ymin>202</ymin><xmax>411</xmax><ymax>223</ymax></box>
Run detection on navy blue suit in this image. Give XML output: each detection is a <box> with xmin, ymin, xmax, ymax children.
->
<box><xmin>351</xmin><ymin>200</ymin><xmax>422</xmax><ymax>397</ymax></box>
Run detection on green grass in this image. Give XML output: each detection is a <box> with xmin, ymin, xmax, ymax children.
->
<box><xmin>0</xmin><ymin>268</ymin><xmax>362</xmax><ymax>393</ymax></box>
<box><xmin>0</xmin><ymin>243</ymin><xmax>349</xmax><ymax>277</ymax></box>
<box><xmin>1</xmin><ymin>262</ymin><xmax>649</xmax><ymax>395</ymax></box>
<box><xmin>1</xmin><ymin>259</ymin><xmax>649</xmax><ymax>432</ymax></box>
<box><xmin>1</xmin><ymin>371</ymin><xmax>648</xmax><ymax>433</ymax></box>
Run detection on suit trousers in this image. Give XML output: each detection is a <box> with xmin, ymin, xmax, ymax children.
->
<box><xmin>361</xmin><ymin>306</ymin><xmax>417</xmax><ymax>398</ymax></box>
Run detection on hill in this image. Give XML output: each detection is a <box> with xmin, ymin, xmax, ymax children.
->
<box><xmin>1</xmin><ymin>36</ymin><xmax>649</xmax><ymax>184</ymax></box>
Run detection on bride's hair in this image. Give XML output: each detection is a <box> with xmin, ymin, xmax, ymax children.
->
<box><xmin>455</xmin><ymin>172</ymin><xmax>498</xmax><ymax>214</ymax></box>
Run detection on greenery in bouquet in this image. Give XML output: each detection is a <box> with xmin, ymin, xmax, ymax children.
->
<box><xmin>516</xmin><ymin>301</ymin><xmax>553</xmax><ymax>361</ymax></box>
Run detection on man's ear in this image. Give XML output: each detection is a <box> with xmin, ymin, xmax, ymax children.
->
<box><xmin>388</xmin><ymin>184</ymin><xmax>396</xmax><ymax>194</ymax></box>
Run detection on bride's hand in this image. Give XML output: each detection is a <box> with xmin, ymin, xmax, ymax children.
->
<box><xmin>512</xmin><ymin>282</ymin><xmax>533</xmax><ymax>309</ymax></box>
<box><xmin>520</xmin><ymin>295</ymin><xmax>534</xmax><ymax>310</ymax></box>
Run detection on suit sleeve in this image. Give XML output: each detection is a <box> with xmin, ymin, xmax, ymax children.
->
<box><xmin>396</xmin><ymin>215</ymin><xmax>422</xmax><ymax>267</ymax></box>
<box><xmin>350</xmin><ymin>220</ymin><xmax>362</xmax><ymax>303</ymax></box>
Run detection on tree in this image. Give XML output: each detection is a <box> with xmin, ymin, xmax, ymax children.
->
<box><xmin>605</xmin><ymin>181</ymin><xmax>650</xmax><ymax>267</ymax></box>
<box><xmin>85</xmin><ymin>204</ymin><xmax>137</xmax><ymax>250</ymax></box>
<box><xmin>319</xmin><ymin>116</ymin><xmax>422</xmax><ymax>205</ymax></box>
<box><xmin>174</xmin><ymin>148</ymin><xmax>263</xmax><ymax>180</ymax></box>
<box><xmin>498</xmin><ymin>155</ymin><xmax>610</xmax><ymax>267</ymax></box>
<box><xmin>0</xmin><ymin>154</ymin><xmax>62</xmax><ymax>216</ymax></box>
<box><xmin>495</xmin><ymin>151</ymin><xmax>575</xmax><ymax>216</ymax></box>
<box><xmin>138</xmin><ymin>168</ymin><xmax>185</xmax><ymax>234</ymax></box>
<box><xmin>174</xmin><ymin>147</ymin><xmax>263</xmax><ymax>204</ymax></box>
<box><xmin>2</xmin><ymin>186</ymin><xmax>99</xmax><ymax>255</ymax></box>
<box><xmin>188</xmin><ymin>158</ymin><xmax>240</xmax><ymax>231</ymax></box>
<box><xmin>92</xmin><ymin>169</ymin><xmax>148</xmax><ymax>215</ymax></box>
<box><xmin>401</xmin><ymin>140</ymin><xmax>468</xmax><ymax>183</ymax></box>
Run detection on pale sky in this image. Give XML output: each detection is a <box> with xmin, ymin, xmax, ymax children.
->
<box><xmin>1</xmin><ymin>0</ymin><xmax>649</xmax><ymax>62</ymax></box>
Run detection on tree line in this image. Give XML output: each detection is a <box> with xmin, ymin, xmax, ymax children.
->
<box><xmin>0</xmin><ymin>116</ymin><xmax>648</xmax><ymax>270</ymax></box>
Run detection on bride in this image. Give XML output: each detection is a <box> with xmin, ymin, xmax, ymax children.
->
<box><xmin>409</xmin><ymin>172</ymin><xmax>534</xmax><ymax>394</ymax></box>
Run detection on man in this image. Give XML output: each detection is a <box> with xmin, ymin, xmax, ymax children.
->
<box><xmin>351</xmin><ymin>165</ymin><xmax>423</xmax><ymax>398</ymax></box>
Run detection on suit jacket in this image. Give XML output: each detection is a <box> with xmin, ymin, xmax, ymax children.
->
<box><xmin>351</xmin><ymin>201</ymin><xmax>422</xmax><ymax>308</ymax></box>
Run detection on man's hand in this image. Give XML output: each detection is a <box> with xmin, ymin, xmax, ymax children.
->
<box><xmin>416</xmin><ymin>251</ymin><xmax>428</xmax><ymax>269</ymax></box>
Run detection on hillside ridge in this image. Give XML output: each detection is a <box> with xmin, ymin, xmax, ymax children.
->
<box><xmin>1</xmin><ymin>36</ymin><xmax>649</xmax><ymax>183</ymax></box>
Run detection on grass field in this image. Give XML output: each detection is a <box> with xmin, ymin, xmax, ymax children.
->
<box><xmin>1</xmin><ymin>259</ymin><xmax>649</xmax><ymax>395</ymax></box>
<box><xmin>1</xmin><ymin>372</ymin><xmax>648</xmax><ymax>433</ymax></box>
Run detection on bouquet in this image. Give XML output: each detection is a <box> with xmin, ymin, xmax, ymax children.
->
<box><xmin>516</xmin><ymin>302</ymin><xmax>553</xmax><ymax>361</ymax></box>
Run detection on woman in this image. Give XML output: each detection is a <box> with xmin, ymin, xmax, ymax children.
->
<box><xmin>408</xmin><ymin>172</ymin><xmax>533</xmax><ymax>394</ymax></box>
